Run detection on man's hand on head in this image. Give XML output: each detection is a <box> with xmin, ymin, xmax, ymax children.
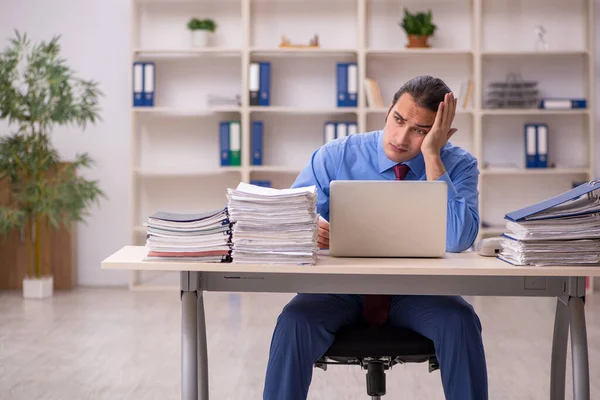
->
<box><xmin>318</xmin><ymin>216</ymin><xmax>330</xmax><ymax>249</ymax></box>
<box><xmin>421</xmin><ymin>92</ymin><xmax>457</xmax><ymax>158</ymax></box>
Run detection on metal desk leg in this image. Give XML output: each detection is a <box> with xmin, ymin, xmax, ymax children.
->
<box><xmin>181</xmin><ymin>271</ymin><xmax>209</xmax><ymax>400</ymax></box>
<box><xmin>569</xmin><ymin>296</ymin><xmax>590</xmax><ymax>400</ymax></box>
<box><xmin>550</xmin><ymin>297</ymin><xmax>568</xmax><ymax>400</ymax></box>
<box><xmin>182</xmin><ymin>290</ymin><xmax>198</xmax><ymax>400</ymax></box>
<box><xmin>198</xmin><ymin>291</ymin><xmax>209</xmax><ymax>400</ymax></box>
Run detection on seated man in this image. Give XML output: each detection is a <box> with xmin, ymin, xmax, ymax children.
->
<box><xmin>262</xmin><ymin>75</ymin><xmax>487</xmax><ymax>400</ymax></box>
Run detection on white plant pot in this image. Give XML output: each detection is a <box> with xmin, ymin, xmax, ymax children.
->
<box><xmin>191</xmin><ymin>30</ymin><xmax>211</xmax><ymax>47</ymax></box>
<box><xmin>23</xmin><ymin>276</ymin><xmax>54</xmax><ymax>299</ymax></box>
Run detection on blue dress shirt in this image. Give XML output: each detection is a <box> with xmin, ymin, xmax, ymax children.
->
<box><xmin>291</xmin><ymin>129</ymin><xmax>480</xmax><ymax>252</ymax></box>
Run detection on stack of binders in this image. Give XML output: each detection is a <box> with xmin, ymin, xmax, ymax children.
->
<box><xmin>324</xmin><ymin>121</ymin><xmax>358</xmax><ymax>143</ymax></box>
<box><xmin>524</xmin><ymin>123</ymin><xmax>548</xmax><ymax>168</ymax></box>
<box><xmin>248</xmin><ymin>61</ymin><xmax>270</xmax><ymax>106</ymax></box>
<box><xmin>219</xmin><ymin>120</ymin><xmax>242</xmax><ymax>166</ymax></box>
<box><xmin>132</xmin><ymin>62</ymin><xmax>155</xmax><ymax>107</ymax></box>
<box><xmin>336</xmin><ymin>62</ymin><xmax>357</xmax><ymax>107</ymax></box>
<box><xmin>143</xmin><ymin>209</ymin><xmax>233</xmax><ymax>262</ymax></box>
<box><xmin>498</xmin><ymin>180</ymin><xmax>600</xmax><ymax>266</ymax></box>
<box><xmin>226</xmin><ymin>182</ymin><xmax>319</xmax><ymax>265</ymax></box>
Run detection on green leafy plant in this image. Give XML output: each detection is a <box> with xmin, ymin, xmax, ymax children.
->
<box><xmin>0</xmin><ymin>30</ymin><xmax>106</xmax><ymax>279</ymax></box>
<box><xmin>187</xmin><ymin>18</ymin><xmax>217</xmax><ymax>32</ymax></box>
<box><xmin>400</xmin><ymin>8</ymin><xmax>437</xmax><ymax>37</ymax></box>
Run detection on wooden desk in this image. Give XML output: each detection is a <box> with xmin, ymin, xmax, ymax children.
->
<box><xmin>102</xmin><ymin>246</ymin><xmax>600</xmax><ymax>400</ymax></box>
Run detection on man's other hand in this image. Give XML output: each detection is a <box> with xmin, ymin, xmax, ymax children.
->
<box><xmin>318</xmin><ymin>216</ymin><xmax>330</xmax><ymax>249</ymax></box>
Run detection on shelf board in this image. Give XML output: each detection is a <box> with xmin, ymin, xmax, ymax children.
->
<box><xmin>366</xmin><ymin>107</ymin><xmax>473</xmax><ymax>115</ymax></box>
<box><xmin>366</xmin><ymin>48</ymin><xmax>473</xmax><ymax>56</ymax></box>
<box><xmin>250</xmin><ymin>47</ymin><xmax>357</xmax><ymax>57</ymax></box>
<box><xmin>132</xmin><ymin>106</ymin><xmax>241</xmax><ymax>115</ymax></box>
<box><xmin>249</xmin><ymin>166</ymin><xmax>304</xmax><ymax>174</ymax></box>
<box><xmin>481</xmin><ymin>108</ymin><xmax>589</xmax><ymax>116</ymax></box>
<box><xmin>135</xmin><ymin>167</ymin><xmax>242</xmax><ymax>177</ymax></box>
<box><xmin>481</xmin><ymin>49</ymin><xmax>589</xmax><ymax>57</ymax></box>
<box><xmin>133</xmin><ymin>48</ymin><xmax>241</xmax><ymax>57</ymax></box>
<box><xmin>249</xmin><ymin>106</ymin><xmax>358</xmax><ymax>115</ymax></box>
<box><xmin>482</xmin><ymin>167</ymin><xmax>589</xmax><ymax>176</ymax></box>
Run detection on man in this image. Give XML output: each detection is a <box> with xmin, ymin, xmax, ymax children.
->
<box><xmin>262</xmin><ymin>75</ymin><xmax>488</xmax><ymax>400</ymax></box>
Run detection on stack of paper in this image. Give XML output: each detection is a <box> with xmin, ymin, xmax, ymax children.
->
<box><xmin>226</xmin><ymin>182</ymin><xmax>319</xmax><ymax>265</ymax></box>
<box><xmin>144</xmin><ymin>209</ymin><xmax>232</xmax><ymax>262</ymax></box>
<box><xmin>498</xmin><ymin>181</ymin><xmax>600</xmax><ymax>266</ymax></box>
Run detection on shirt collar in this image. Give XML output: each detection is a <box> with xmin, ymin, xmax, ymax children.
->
<box><xmin>376</xmin><ymin>130</ymin><xmax>426</xmax><ymax>178</ymax></box>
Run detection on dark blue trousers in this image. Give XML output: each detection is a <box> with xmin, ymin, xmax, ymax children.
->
<box><xmin>263</xmin><ymin>293</ymin><xmax>488</xmax><ymax>399</ymax></box>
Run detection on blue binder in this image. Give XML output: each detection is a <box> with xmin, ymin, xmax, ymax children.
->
<box><xmin>336</xmin><ymin>63</ymin><xmax>348</xmax><ymax>107</ymax></box>
<box><xmin>504</xmin><ymin>180</ymin><xmax>600</xmax><ymax>222</ymax></box>
<box><xmin>219</xmin><ymin>121</ymin><xmax>230</xmax><ymax>166</ymax></box>
<box><xmin>258</xmin><ymin>62</ymin><xmax>270</xmax><ymax>106</ymax></box>
<box><xmin>251</xmin><ymin>120</ymin><xmax>263</xmax><ymax>165</ymax></box>
<box><xmin>524</xmin><ymin>123</ymin><xmax>537</xmax><ymax>168</ymax></box>
<box><xmin>132</xmin><ymin>62</ymin><xmax>144</xmax><ymax>107</ymax></box>
<box><xmin>142</xmin><ymin>62</ymin><xmax>155</xmax><ymax>107</ymax></box>
<box><xmin>536</xmin><ymin>123</ymin><xmax>548</xmax><ymax>168</ymax></box>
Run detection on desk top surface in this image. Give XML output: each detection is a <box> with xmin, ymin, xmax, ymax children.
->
<box><xmin>101</xmin><ymin>246</ymin><xmax>600</xmax><ymax>277</ymax></box>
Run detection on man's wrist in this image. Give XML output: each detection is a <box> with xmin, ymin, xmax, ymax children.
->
<box><xmin>423</xmin><ymin>151</ymin><xmax>446</xmax><ymax>181</ymax></box>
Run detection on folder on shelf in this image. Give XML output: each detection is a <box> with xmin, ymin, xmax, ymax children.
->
<box><xmin>142</xmin><ymin>62</ymin><xmax>155</xmax><ymax>107</ymax></box>
<box><xmin>251</xmin><ymin>120</ymin><xmax>263</xmax><ymax>166</ymax></box>
<box><xmin>229</xmin><ymin>121</ymin><xmax>241</xmax><ymax>166</ymax></box>
<box><xmin>364</xmin><ymin>78</ymin><xmax>384</xmax><ymax>108</ymax></box>
<box><xmin>219</xmin><ymin>121</ymin><xmax>230</xmax><ymax>166</ymax></box>
<box><xmin>324</xmin><ymin>121</ymin><xmax>336</xmax><ymax>143</ymax></box>
<box><xmin>336</xmin><ymin>63</ymin><xmax>347</xmax><ymax>107</ymax></box>
<box><xmin>258</xmin><ymin>62</ymin><xmax>270</xmax><ymax>106</ymax></box>
<box><xmin>336</xmin><ymin>62</ymin><xmax>357</xmax><ymax>107</ymax></box>
<box><xmin>336</xmin><ymin>121</ymin><xmax>347</xmax><ymax>139</ymax></box>
<box><xmin>132</xmin><ymin>62</ymin><xmax>144</xmax><ymax>107</ymax></box>
<box><xmin>539</xmin><ymin>98</ymin><xmax>587</xmax><ymax>109</ymax></box>
<box><xmin>536</xmin><ymin>123</ymin><xmax>548</xmax><ymax>168</ymax></box>
<box><xmin>524</xmin><ymin>123</ymin><xmax>537</xmax><ymax>168</ymax></box>
<box><xmin>250</xmin><ymin>180</ymin><xmax>271</xmax><ymax>188</ymax></box>
<box><xmin>249</xmin><ymin>62</ymin><xmax>260</xmax><ymax>106</ymax></box>
<box><xmin>504</xmin><ymin>180</ymin><xmax>600</xmax><ymax>223</ymax></box>
<box><xmin>347</xmin><ymin>63</ymin><xmax>357</xmax><ymax>107</ymax></box>
<box><xmin>347</xmin><ymin>122</ymin><xmax>357</xmax><ymax>135</ymax></box>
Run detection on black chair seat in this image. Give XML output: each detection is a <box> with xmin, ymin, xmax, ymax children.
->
<box><xmin>323</xmin><ymin>324</ymin><xmax>436</xmax><ymax>360</ymax></box>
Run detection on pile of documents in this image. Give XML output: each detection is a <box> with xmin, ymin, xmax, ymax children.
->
<box><xmin>144</xmin><ymin>209</ymin><xmax>233</xmax><ymax>262</ymax></box>
<box><xmin>498</xmin><ymin>181</ymin><xmax>600</xmax><ymax>266</ymax></box>
<box><xmin>226</xmin><ymin>182</ymin><xmax>319</xmax><ymax>265</ymax></box>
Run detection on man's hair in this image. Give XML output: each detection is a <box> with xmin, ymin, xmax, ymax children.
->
<box><xmin>386</xmin><ymin>75</ymin><xmax>451</xmax><ymax>118</ymax></box>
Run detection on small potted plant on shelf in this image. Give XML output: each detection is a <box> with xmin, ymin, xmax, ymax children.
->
<box><xmin>187</xmin><ymin>18</ymin><xmax>217</xmax><ymax>47</ymax></box>
<box><xmin>399</xmin><ymin>8</ymin><xmax>437</xmax><ymax>48</ymax></box>
<box><xmin>0</xmin><ymin>30</ymin><xmax>106</xmax><ymax>299</ymax></box>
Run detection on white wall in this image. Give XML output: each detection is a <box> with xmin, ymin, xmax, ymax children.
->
<box><xmin>0</xmin><ymin>0</ymin><xmax>132</xmax><ymax>286</ymax></box>
<box><xmin>1</xmin><ymin>0</ymin><xmax>599</xmax><ymax>287</ymax></box>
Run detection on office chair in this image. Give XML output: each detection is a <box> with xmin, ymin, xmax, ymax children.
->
<box><xmin>314</xmin><ymin>324</ymin><xmax>439</xmax><ymax>399</ymax></box>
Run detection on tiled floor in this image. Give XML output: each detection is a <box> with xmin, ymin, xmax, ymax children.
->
<box><xmin>1</xmin><ymin>288</ymin><xmax>599</xmax><ymax>399</ymax></box>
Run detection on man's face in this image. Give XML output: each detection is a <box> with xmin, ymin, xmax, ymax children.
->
<box><xmin>382</xmin><ymin>93</ymin><xmax>437</xmax><ymax>163</ymax></box>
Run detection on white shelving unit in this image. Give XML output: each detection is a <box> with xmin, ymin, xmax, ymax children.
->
<box><xmin>129</xmin><ymin>0</ymin><xmax>596</xmax><ymax>290</ymax></box>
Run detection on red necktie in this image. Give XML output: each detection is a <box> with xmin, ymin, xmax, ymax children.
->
<box><xmin>362</xmin><ymin>163</ymin><xmax>410</xmax><ymax>327</ymax></box>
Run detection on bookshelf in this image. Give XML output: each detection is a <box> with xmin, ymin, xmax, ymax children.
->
<box><xmin>129</xmin><ymin>0</ymin><xmax>596</xmax><ymax>290</ymax></box>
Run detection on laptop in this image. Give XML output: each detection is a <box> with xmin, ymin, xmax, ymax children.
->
<box><xmin>328</xmin><ymin>180</ymin><xmax>448</xmax><ymax>257</ymax></box>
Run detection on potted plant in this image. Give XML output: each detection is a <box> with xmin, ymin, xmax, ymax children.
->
<box><xmin>187</xmin><ymin>18</ymin><xmax>217</xmax><ymax>47</ymax></box>
<box><xmin>399</xmin><ymin>8</ymin><xmax>437</xmax><ymax>48</ymax></box>
<box><xmin>0</xmin><ymin>30</ymin><xmax>106</xmax><ymax>299</ymax></box>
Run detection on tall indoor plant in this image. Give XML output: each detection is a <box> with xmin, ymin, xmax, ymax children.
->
<box><xmin>400</xmin><ymin>8</ymin><xmax>437</xmax><ymax>48</ymax></box>
<box><xmin>0</xmin><ymin>30</ymin><xmax>105</xmax><ymax>298</ymax></box>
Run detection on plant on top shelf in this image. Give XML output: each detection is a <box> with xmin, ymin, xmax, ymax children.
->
<box><xmin>0</xmin><ymin>30</ymin><xmax>106</xmax><ymax>298</ymax></box>
<box><xmin>187</xmin><ymin>18</ymin><xmax>217</xmax><ymax>48</ymax></box>
<box><xmin>399</xmin><ymin>8</ymin><xmax>437</xmax><ymax>48</ymax></box>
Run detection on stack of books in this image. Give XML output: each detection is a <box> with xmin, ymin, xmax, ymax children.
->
<box><xmin>498</xmin><ymin>181</ymin><xmax>600</xmax><ymax>266</ymax></box>
<box><xmin>226</xmin><ymin>182</ymin><xmax>319</xmax><ymax>265</ymax></box>
<box><xmin>144</xmin><ymin>209</ymin><xmax>233</xmax><ymax>262</ymax></box>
